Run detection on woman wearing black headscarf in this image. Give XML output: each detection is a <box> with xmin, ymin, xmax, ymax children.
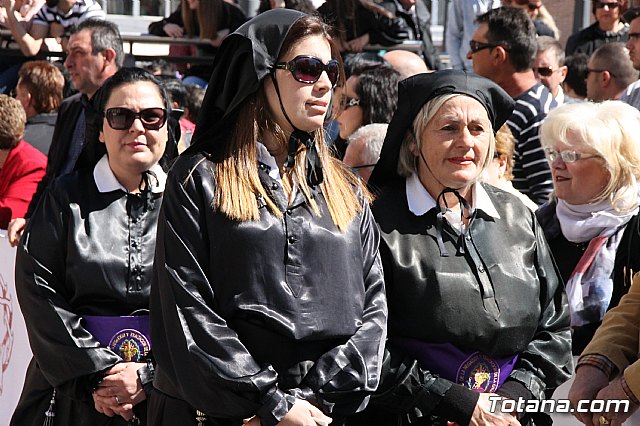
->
<box><xmin>149</xmin><ymin>9</ymin><xmax>387</xmax><ymax>426</ymax></box>
<box><xmin>354</xmin><ymin>70</ymin><xmax>572</xmax><ymax>426</ymax></box>
<box><xmin>11</xmin><ymin>67</ymin><xmax>178</xmax><ymax>425</ymax></box>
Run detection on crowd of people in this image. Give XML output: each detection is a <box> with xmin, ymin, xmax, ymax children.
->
<box><xmin>2</xmin><ymin>0</ymin><xmax>640</xmax><ymax>425</ymax></box>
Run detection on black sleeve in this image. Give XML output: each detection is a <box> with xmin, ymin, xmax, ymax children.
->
<box><xmin>366</xmin><ymin>348</ymin><xmax>479</xmax><ymax>425</ymax></box>
<box><xmin>148</xmin><ymin>7</ymin><xmax>184</xmax><ymax>36</ymax></box>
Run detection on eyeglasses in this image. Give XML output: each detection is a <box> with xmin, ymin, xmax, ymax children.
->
<box><xmin>533</xmin><ymin>66</ymin><xmax>558</xmax><ymax>77</ymax></box>
<box><xmin>586</xmin><ymin>67</ymin><xmax>615</xmax><ymax>77</ymax></box>
<box><xmin>544</xmin><ymin>147</ymin><xmax>599</xmax><ymax>163</ymax></box>
<box><xmin>594</xmin><ymin>1</ymin><xmax>621</xmax><ymax>9</ymax></box>
<box><xmin>344</xmin><ymin>97</ymin><xmax>360</xmax><ymax>108</ymax></box>
<box><xmin>104</xmin><ymin>107</ymin><xmax>168</xmax><ymax>131</ymax></box>
<box><xmin>274</xmin><ymin>55</ymin><xmax>340</xmax><ymax>88</ymax></box>
<box><xmin>469</xmin><ymin>40</ymin><xmax>499</xmax><ymax>53</ymax></box>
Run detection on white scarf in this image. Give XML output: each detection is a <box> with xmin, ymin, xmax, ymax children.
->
<box><xmin>556</xmin><ymin>199</ymin><xmax>639</xmax><ymax>326</ymax></box>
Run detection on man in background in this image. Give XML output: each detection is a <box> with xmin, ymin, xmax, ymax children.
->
<box><xmin>8</xmin><ymin>18</ymin><xmax>123</xmax><ymax>245</ymax></box>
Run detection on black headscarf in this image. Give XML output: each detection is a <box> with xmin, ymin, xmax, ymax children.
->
<box><xmin>186</xmin><ymin>8</ymin><xmax>305</xmax><ymax>158</ymax></box>
<box><xmin>368</xmin><ymin>70</ymin><xmax>515</xmax><ymax>191</ymax></box>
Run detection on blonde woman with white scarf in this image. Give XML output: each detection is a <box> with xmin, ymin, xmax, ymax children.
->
<box><xmin>536</xmin><ymin>100</ymin><xmax>640</xmax><ymax>357</ymax></box>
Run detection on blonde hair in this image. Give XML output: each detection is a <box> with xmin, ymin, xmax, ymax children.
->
<box><xmin>0</xmin><ymin>94</ymin><xmax>26</xmax><ymax>150</ymax></box>
<box><xmin>540</xmin><ymin>101</ymin><xmax>640</xmax><ymax>212</ymax></box>
<box><xmin>397</xmin><ymin>94</ymin><xmax>495</xmax><ymax>178</ymax></box>
<box><xmin>495</xmin><ymin>124</ymin><xmax>516</xmax><ymax>181</ymax></box>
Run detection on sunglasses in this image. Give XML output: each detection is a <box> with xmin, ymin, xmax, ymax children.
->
<box><xmin>534</xmin><ymin>66</ymin><xmax>557</xmax><ymax>77</ymax></box>
<box><xmin>344</xmin><ymin>97</ymin><xmax>360</xmax><ymax>108</ymax></box>
<box><xmin>469</xmin><ymin>40</ymin><xmax>499</xmax><ymax>53</ymax></box>
<box><xmin>544</xmin><ymin>148</ymin><xmax>599</xmax><ymax>163</ymax></box>
<box><xmin>594</xmin><ymin>1</ymin><xmax>620</xmax><ymax>8</ymax></box>
<box><xmin>351</xmin><ymin>163</ymin><xmax>377</xmax><ymax>171</ymax></box>
<box><xmin>104</xmin><ymin>107</ymin><xmax>168</xmax><ymax>131</ymax></box>
<box><xmin>274</xmin><ymin>55</ymin><xmax>340</xmax><ymax>87</ymax></box>
<box><xmin>514</xmin><ymin>0</ymin><xmax>542</xmax><ymax>10</ymax></box>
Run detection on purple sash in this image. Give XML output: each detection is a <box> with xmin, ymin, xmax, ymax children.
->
<box><xmin>83</xmin><ymin>315</ymin><xmax>151</xmax><ymax>362</ymax></box>
<box><xmin>392</xmin><ymin>337</ymin><xmax>518</xmax><ymax>393</ymax></box>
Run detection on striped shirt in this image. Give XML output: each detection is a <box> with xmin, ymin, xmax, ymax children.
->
<box><xmin>33</xmin><ymin>0</ymin><xmax>105</xmax><ymax>35</ymax></box>
<box><xmin>507</xmin><ymin>82</ymin><xmax>556</xmax><ymax>206</ymax></box>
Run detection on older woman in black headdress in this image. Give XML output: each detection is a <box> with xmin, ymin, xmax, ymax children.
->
<box><xmin>11</xmin><ymin>67</ymin><xmax>178</xmax><ymax>425</ymax></box>
<box><xmin>149</xmin><ymin>8</ymin><xmax>387</xmax><ymax>426</ymax></box>
<box><xmin>354</xmin><ymin>70</ymin><xmax>572</xmax><ymax>426</ymax></box>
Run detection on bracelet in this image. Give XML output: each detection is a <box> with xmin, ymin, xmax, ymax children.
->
<box><xmin>576</xmin><ymin>354</ymin><xmax>616</xmax><ymax>379</ymax></box>
<box><xmin>621</xmin><ymin>375</ymin><xmax>640</xmax><ymax>405</ymax></box>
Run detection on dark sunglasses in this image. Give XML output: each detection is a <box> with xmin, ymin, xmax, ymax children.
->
<box><xmin>469</xmin><ymin>40</ymin><xmax>499</xmax><ymax>53</ymax></box>
<box><xmin>104</xmin><ymin>107</ymin><xmax>168</xmax><ymax>131</ymax></box>
<box><xmin>351</xmin><ymin>163</ymin><xmax>377</xmax><ymax>171</ymax></box>
<box><xmin>514</xmin><ymin>0</ymin><xmax>541</xmax><ymax>10</ymax></box>
<box><xmin>594</xmin><ymin>1</ymin><xmax>620</xmax><ymax>8</ymax></box>
<box><xmin>274</xmin><ymin>55</ymin><xmax>340</xmax><ymax>87</ymax></box>
<box><xmin>534</xmin><ymin>66</ymin><xmax>557</xmax><ymax>77</ymax></box>
<box><xmin>586</xmin><ymin>67</ymin><xmax>615</xmax><ymax>78</ymax></box>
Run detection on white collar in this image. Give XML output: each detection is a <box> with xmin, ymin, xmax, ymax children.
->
<box><xmin>256</xmin><ymin>142</ymin><xmax>282</xmax><ymax>183</ymax></box>
<box><xmin>93</xmin><ymin>154</ymin><xmax>166</xmax><ymax>194</ymax></box>
<box><xmin>406</xmin><ymin>173</ymin><xmax>501</xmax><ymax>219</ymax></box>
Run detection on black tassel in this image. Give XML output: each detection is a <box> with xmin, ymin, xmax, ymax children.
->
<box><xmin>435</xmin><ymin>188</ymin><xmax>475</xmax><ymax>257</ymax></box>
<box><xmin>285</xmin><ymin>129</ymin><xmax>323</xmax><ymax>186</ymax></box>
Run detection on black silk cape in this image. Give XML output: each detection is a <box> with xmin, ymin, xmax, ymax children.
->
<box><xmin>149</xmin><ymin>153</ymin><xmax>387</xmax><ymax>426</ymax></box>
<box><xmin>11</xmin><ymin>169</ymin><xmax>162</xmax><ymax>425</ymax></box>
<box><xmin>358</xmin><ymin>181</ymin><xmax>572</xmax><ymax>425</ymax></box>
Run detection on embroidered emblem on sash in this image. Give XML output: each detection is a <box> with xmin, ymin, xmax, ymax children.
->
<box><xmin>457</xmin><ymin>352</ymin><xmax>500</xmax><ymax>393</ymax></box>
<box><xmin>109</xmin><ymin>329</ymin><xmax>151</xmax><ymax>362</ymax></box>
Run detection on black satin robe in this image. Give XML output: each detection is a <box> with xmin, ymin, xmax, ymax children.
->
<box><xmin>359</xmin><ymin>181</ymin><xmax>572</xmax><ymax>425</ymax></box>
<box><xmin>150</xmin><ymin>153</ymin><xmax>387</xmax><ymax>426</ymax></box>
<box><xmin>11</xmin><ymin>169</ymin><xmax>162</xmax><ymax>426</ymax></box>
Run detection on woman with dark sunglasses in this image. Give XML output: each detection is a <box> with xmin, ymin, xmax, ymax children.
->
<box><xmin>11</xmin><ymin>67</ymin><xmax>179</xmax><ymax>426</ymax></box>
<box><xmin>565</xmin><ymin>0</ymin><xmax>629</xmax><ymax>56</ymax></box>
<box><xmin>336</xmin><ymin>64</ymin><xmax>400</xmax><ymax>142</ymax></box>
<box><xmin>148</xmin><ymin>9</ymin><xmax>387</xmax><ymax>426</ymax></box>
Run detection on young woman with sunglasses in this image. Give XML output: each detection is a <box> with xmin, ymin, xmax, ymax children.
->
<box><xmin>566</xmin><ymin>0</ymin><xmax>629</xmax><ymax>56</ymax></box>
<box><xmin>504</xmin><ymin>0</ymin><xmax>559</xmax><ymax>38</ymax></box>
<box><xmin>11</xmin><ymin>67</ymin><xmax>178</xmax><ymax>426</ymax></box>
<box><xmin>148</xmin><ymin>9</ymin><xmax>387</xmax><ymax>426</ymax></box>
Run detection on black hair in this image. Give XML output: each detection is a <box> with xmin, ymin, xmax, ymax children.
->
<box><xmin>476</xmin><ymin>7</ymin><xmax>537</xmax><ymax>72</ymax></box>
<box><xmin>184</xmin><ymin>84</ymin><xmax>205</xmax><ymax>123</ymax></box>
<box><xmin>162</xmin><ymin>78</ymin><xmax>188</xmax><ymax>109</ymax></box>
<box><xmin>563</xmin><ymin>53</ymin><xmax>589</xmax><ymax>98</ymax></box>
<box><xmin>353</xmin><ymin>64</ymin><xmax>400</xmax><ymax>125</ymax></box>
<box><xmin>343</xmin><ymin>52</ymin><xmax>387</xmax><ymax>79</ymax></box>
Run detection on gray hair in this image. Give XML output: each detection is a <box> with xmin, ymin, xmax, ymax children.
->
<box><xmin>71</xmin><ymin>19</ymin><xmax>125</xmax><ymax>69</ymax></box>
<box><xmin>347</xmin><ymin>123</ymin><xmax>388</xmax><ymax>165</ymax></box>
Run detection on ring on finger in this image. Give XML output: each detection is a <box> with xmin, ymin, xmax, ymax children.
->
<box><xmin>599</xmin><ymin>415</ymin><xmax>610</xmax><ymax>425</ymax></box>
<box><xmin>115</xmin><ymin>395</ymin><xmax>121</xmax><ymax>405</ymax></box>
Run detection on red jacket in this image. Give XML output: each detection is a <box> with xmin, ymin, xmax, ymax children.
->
<box><xmin>0</xmin><ymin>140</ymin><xmax>47</xmax><ymax>229</ymax></box>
